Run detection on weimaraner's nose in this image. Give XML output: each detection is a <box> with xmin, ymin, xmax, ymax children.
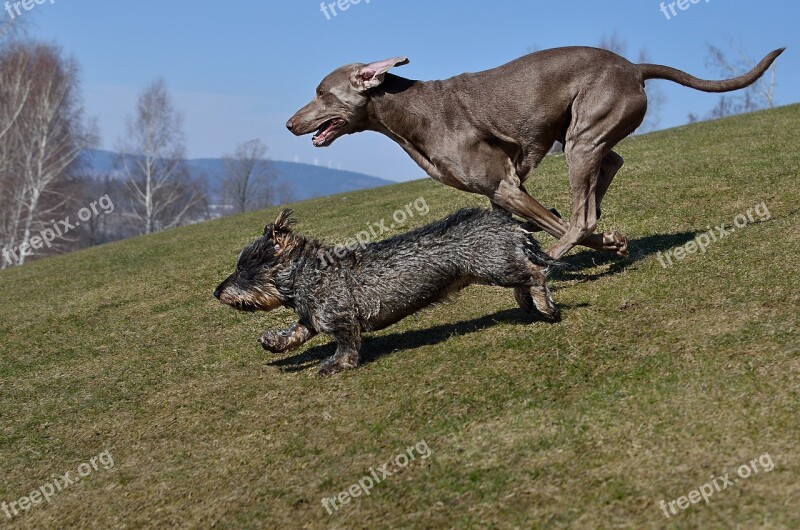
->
<box><xmin>286</xmin><ymin>118</ymin><xmax>295</xmax><ymax>131</ymax></box>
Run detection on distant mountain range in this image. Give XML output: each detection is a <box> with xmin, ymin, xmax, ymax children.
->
<box><xmin>81</xmin><ymin>149</ymin><xmax>395</xmax><ymax>203</ymax></box>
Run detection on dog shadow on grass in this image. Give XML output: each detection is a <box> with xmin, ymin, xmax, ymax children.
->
<box><xmin>554</xmin><ymin>230</ymin><xmax>699</xmax><ymax>283</ymax></box>
<box><xmin>268</xmin><ymin>305</ymin><xmax>586</xmax><ymax>373</ymax></box>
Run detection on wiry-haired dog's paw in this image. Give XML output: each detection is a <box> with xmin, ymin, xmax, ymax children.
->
<box><xmin>258</xmin><ymin>331</ymin><xmax>291</xmax><ymax>353</ymax></box>
<box><xmin>516</xmin><ymin>286</ymin><xmax>561</xmax><ymax>323</ymax></box>
<box><xmin>532</xmin><ymin>305</ymin><xmax>561</xmax><ymax>323</ymax></box>
<box><xmin>532</xmin><ymin>292</ymin><xmax>561</xmax><ymax>323</ymax></box>
<box><xmin>318</xmin><ymin>354</ymin><xmax>359</xmax><ymax>376</ymax></box>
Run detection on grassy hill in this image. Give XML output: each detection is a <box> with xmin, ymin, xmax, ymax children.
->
<box><xmin>1</xmin><ymin>106</ymin><xmax>799</xmax><ymax>529</ymax></box>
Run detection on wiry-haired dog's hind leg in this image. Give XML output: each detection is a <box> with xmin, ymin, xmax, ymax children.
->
<box><xmin>514</xmin><ymin>228</ymin><xmax>562</xmax><ymax>322</ymax></box>
<box><xmin>515</xmin><ymin>268</ymin><xmax>560</xmax><ymax>322</ymax></box>
<box><xmin>319</xmin><ymin>326</ymin><xmax>362</xmax><ymax>376</ymax></box>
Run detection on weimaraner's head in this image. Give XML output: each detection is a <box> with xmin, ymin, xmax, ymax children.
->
<box><xmin>286</xmin><ymin>57</ymin><xmax>409</xmax><ymax>147</ymax></box>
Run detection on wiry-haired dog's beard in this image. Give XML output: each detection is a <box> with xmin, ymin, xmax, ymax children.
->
<box><xmin>219</xmin><ymin>282</ymin><xmax>283</xmax><ymax>312</ymax></box>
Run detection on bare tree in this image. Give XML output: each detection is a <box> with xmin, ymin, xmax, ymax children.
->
<box><xmin>705</xmin><ymin>38</ymin><xmax>778</xmax><ymax>118</ymax></box>
<box><xmin>597</xmin><ymin>32</ymin><xmax>665</xmax><ymax>133</ymax></box>
<box><xmin>275</xmin><ymin>181</ymin><xmax>294</xmax><ymax>205</ymax></box>
<box><xmin>0</xmin><ymin>46</ymin><xmax>30</xmax><ymax>257</ymax></box>
<box><xmin>117</xmin><ymin>79</ymin><xmax>206</xmax><ymax>234</ymax></box>
<box><xmin>69</xmin><ymin>174</ymin><xmax>131</xmax><ymax>247</ymax></box>
<box><xmin>0</xmin><ymin>42</ymin><xmax>94</xmax><ymax>267</ymax></box>
<box><xmin>0</xmin><ymin>11</ymin><xmax>25</xmax><ymax>47</ymax></box>
<box><xmin>221</xmin><ymin>139</ymin><xmax>277</xmax><ymax>214</ymax></box>
<box><xmin>0</xmin><ymin>34</ymin><xmax>33</xmax><ymax>181</ymax></box>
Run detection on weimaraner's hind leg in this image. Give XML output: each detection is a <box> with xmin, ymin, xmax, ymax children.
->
<box><xmin>547</xmin><ymin>146</ymin><xmax>630</xmax><ymax>259</ymax></box>
<box><xmin>547</xmin><ymin>84</ymin><xmax>646</xmax><ymax>258</ymax></box>
<box><xmin>595</xmin><ymin>151</ymin><xmax>625</xmax><ymax>220</ymax></box>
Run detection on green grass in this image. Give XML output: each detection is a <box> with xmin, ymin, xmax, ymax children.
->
<box><xmin>1</xmin><ymin>105</ymin><xmax>799</xmax><ymax>529</ymax></box>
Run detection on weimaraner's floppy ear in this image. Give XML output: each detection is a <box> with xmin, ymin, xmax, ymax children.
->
<box><xmin>353</xmin><ymin>57</ymin><xmax>409</xmax><ymax>91</ymax></box>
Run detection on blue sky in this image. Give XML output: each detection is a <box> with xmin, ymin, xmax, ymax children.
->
<box><xmin>14</xmin><ymin>0</ymin><xmax>799</xmax><ymax>181</ymax></box>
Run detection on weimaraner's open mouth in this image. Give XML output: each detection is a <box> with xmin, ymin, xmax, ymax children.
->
<box><xmin>312</xmin><ymin>118</ymin><xmax>346</xmax><ymax>147</ymax></box>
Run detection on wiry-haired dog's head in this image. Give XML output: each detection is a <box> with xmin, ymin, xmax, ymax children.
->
<box><xmin>214</xmin><ymin>210</ymin><xmax>300</xmax><ymax>312</ymax></box>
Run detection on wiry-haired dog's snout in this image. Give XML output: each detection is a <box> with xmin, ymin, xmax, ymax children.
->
<box><xmin>214</xmin><ymin>275</ymin><xmax>281</xmax><ymax>313</ymax></box>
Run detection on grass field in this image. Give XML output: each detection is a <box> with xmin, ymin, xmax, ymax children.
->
<box><xmin>1</xmin><ymin>105</ymin><xmax>799</xmax><ymax>529</ymax></box>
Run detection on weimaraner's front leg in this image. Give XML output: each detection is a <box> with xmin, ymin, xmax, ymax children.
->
<box><xmin>259</xmin><ymin>322</ymin><xmax>316</xmax><ymax>354</ymax></box>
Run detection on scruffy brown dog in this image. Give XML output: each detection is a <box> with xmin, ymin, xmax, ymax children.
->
<box><xmin>214</xmin><ymin>208</ymin><xmax>562</xmax><ymax>375</ymax></box>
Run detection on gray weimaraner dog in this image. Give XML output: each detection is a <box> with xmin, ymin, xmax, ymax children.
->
<box><xmin>287</xmin><ymin>46</ymin><xmax>784</xmax><ymax>258</ymax></box>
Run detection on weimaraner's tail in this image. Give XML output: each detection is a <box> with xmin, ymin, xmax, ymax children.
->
<box><xmin>639</xmin><ymin>48</ymin><xmax>785</xmax><ymax>93</ymax></box>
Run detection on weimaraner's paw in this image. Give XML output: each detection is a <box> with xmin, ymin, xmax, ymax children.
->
<box><xmin>603</xmin><ymin>231</ymin><xmax>628</xmax><ymax>257</ymax></box>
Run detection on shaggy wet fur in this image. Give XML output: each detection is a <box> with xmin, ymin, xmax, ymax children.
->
<box><xmin>214</xmin><ymin>208</ymin><xmax>562</xmax><ymax>375</ymax></box>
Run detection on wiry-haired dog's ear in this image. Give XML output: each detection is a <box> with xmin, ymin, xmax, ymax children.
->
<box><xmin>264</xmin><ymin>209</ymin><xmax>296</xmax><ymax>237</ymax></box>
<box><xmin>264</xmin><ymin>209</ymin><xmax>299</xmax><ymax>254</ymax></box>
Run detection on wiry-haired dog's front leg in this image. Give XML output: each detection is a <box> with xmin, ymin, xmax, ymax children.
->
<box><xmin>319</xmin><ymin>326</ymin><xmax>362</xmax><ymax>376</ymax></box>
<box><xmin>259</xmin><ymin>322</ymin><xmax>317</xmax><ymax>354</ymax></box>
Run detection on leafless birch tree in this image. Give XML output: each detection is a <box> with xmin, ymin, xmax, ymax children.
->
<box><xmin>117</xmin><ymin>79</ymin><xmax>205</xmax><ymax>234</ymax></box>
<box><xmin>0</xmin><ymin>42</ymin><xmax>93</xmax><ymax>267</ymax></box>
